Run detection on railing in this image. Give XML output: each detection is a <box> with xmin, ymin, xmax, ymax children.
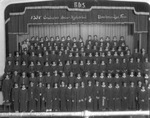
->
<box><xmin>0</xmin><ymin>111</ymin><xmax>149</xmax><ymax>117</ymax></box>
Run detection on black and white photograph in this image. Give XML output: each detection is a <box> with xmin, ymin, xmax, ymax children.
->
<box><xmin>0</xmin><ymin>0</ymin><xmax>150</xmax><ymax>117</ymax></box>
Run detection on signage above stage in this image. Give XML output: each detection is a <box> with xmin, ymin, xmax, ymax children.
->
<box><xmin>19</xmin><ymin>7</ymin><xmax>139</xmax><ymax>23</ymax></box>
<box><xmin>7</xmin><ymin>6</ymin><xmax>149</xmax><ymax>33</ymax></box>
<box><xmin>30</xmin><ymin>13</ymin><xmax>127</xmax><ymax>21</ymax></box>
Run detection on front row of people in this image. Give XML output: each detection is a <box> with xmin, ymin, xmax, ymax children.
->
<box><xmin>9</xmin><ymin>80</ymin><xmax>150</xmax><ymax>112</ymax></box>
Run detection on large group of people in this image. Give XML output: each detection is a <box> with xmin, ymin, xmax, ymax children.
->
<box><xmin>2</xmin><ymin>35</ymin><xmax>150</xmax><ymax>112</ymax></box>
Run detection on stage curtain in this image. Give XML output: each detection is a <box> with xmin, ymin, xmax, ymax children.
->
<box><xmin>18</xmin><ymin>23</ymin><xmax>133</xmax><ymax>51</ymax></box>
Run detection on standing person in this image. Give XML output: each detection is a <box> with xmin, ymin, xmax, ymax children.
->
<box><xmin>19</xmin><ymin>85</ymin><xmax>28</xmax><ymax>112</ymax></box>
<box><xmin>128</xmin><ymin>82</ymin><xmax>137</xmax><ymax>110</ymax></box>
<box><xmin>72</xmin><ymin>83</ymin><xmax>80</xmax><ymax>111</ymax></box>
<box><xmin>60</xmin><ymin>81</ymin><xmax>67</xmax><ymax>111</ymax></box>
<box><xmin>2</xmin><ymin>74</ymin><xmax>12</xmax><ymax>103</ymax></box>
<box><xmin>93</xmin><ymin>81</ymin><xmax>100</xmax><ymax>111</ymax></box>
<box><xmin>36</xmin><ymin>82</ymin><xmax>45</xmax><ymax>112</ymax></box>
<box><xmin>85</xmin><ymin>80</ymin><xmax>94</xmax><ymax>111</ymax></box>
<box><xmin>45</xmin><ymin>83</ymin><xmax>53</xmax><ymax>112</ymax></box>
<box><xmin>79</xmin><ymin>81</ymin><xmax>86</xmax><ymax>111</ymax></box>
<box><xmin>107</xmin><ymin>83</ymin><xmax>114</xmax><ymax>111</ymax></box>
<box><xmin>139</xmin><ymin>85</ymin><xmax>148</xmax><ymax>110</ymax></box>
<box><xmin>12</xmin><ymin>83</ymin><xmax>19</xmax><ymax>112</ymax></box>
<box><xmin>28</xmin><ymin>82</ymin><xmax>36</xmax><ymax>112</ymax></box>
<box><xmin>52</xmin><ymin>83</ymin><xmax>60</xmax><ymax>111</ymax></box>
<box><xmin>136</xmin><ymin>81</ymin><xmax>142</xmax><ymax>110</ymax></box>
<box><xmin>66</xmin><ymin>84</ymin><xmax>73</xmax><ymax>111</ymax></box>
<box><xmin>114</xmin><ymin>83</ymin><xmax>121</xmax><ymax>111</ymax></box>
<box><xmin>121</xmin><ymin>82</ymin><xmax>129</xmax><ymax>110</ymax></box>
<box><xmin>99</xmin><ymin>82</ymin><xmax>107</xmax><ymax>111</ymax></box>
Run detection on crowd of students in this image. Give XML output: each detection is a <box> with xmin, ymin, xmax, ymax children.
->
<box><xmin>2</xmin><ymin>35</ymin><xmax>150</xmax><ymax>112</ymax></box>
